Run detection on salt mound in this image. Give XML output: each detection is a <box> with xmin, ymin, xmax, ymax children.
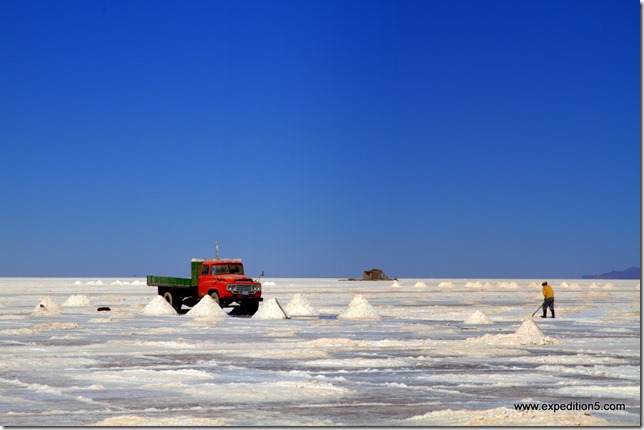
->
<box><xmin>464</xmin><ymin>310</ymin><xmax>492</xmax><ymax>324</ymax></box>
<box><xmin>437</xmin><ymin>281</ymin><xmax>453</xmax><ymax>288</ymax></box>
<box><xmin>32</xmin><ymin>297</ymin><xmax>62</xmax><ymax>315</ymax></box>
<box><xmin>253</xmin><ymin>298</ymin><xmax>289</xmax><ymax>320</ymax></box>
<box><xmin>390</xmin><ymin>281</ymin><xmax>402</xmax><ymax>288</ymax></box>
<box><xmin>285</xmin><ymin>293</ymin><xmax>319</xmax><ymax>317</ymax></box>
<box><xmin>63</xmin><ymin>295</ymin><xmax>91</xmax><ymax>307</ymax></box>
<box><xmin>131</xmin><ymin>280</ymin><xmax>146</xmax><ymax>286</ymax></box>
<box><xmin>143</xmin><ymin>296</ymin><xmax>177</xmax><ymax>316</ymax></box>
<box><xmin>338</xmin><ymin>295</ymin><xmax>381</xmax><ymax>320</ymax></box>
<box><xmin>186</xmin><ymin>295</ymin><xmax>228</xmax><ymax>319</ymax></box>
<box><xmin>515</xmin><ymin>318</ymin><xmax>544</xmax><ymax>338</ymax></box>
<box><xmin>414</xmin><ymin>281</ymin><xmax>428</xmax><ymax>288</ymax></box>
<box><xmin>602</xmin><ymin>282</ymin><xmax>615</xmax><ymax>289</ymax></box>
<box><xmin>73</xmin><ymin>281</ymin><xmax>83</xmax><ymax>285</ymax></box>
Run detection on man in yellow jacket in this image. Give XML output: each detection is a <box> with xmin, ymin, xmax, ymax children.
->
<box><xmin>541</xmin><ymin>281</ymin><xmax>555</xmax><ymax>318</ymax></box>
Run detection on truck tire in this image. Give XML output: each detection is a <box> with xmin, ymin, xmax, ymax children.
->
<box><xmin>163</xmin><ymin>291</ymin><xmax>182</xmax><ymax>312</ymax></box>
<box><xmin>243</xmin><ymin>300</ymin><xmax>259</xmax><ymax>316</ymax></box>
<box><xmin>210</xmin><ymin>291</ymin><xmax>220</xmax><ymax>306</ymax></box>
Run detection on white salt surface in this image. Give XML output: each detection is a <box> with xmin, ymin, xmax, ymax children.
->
<box><xmin>186</xmin><ymin>295</ymin><xmax>228</xmax><ymax>319</ymax></box>
<box><xmin>464</xmin><ymin>310</ymin><xmax>492</xmax><ymax>324</ymax></box>
<box><xmin>285</xmin><ymin>293</ymin><xmax>319</xmax><ymax>317</ymax></box>
<box><xmin>338</xmin><ymin>294</ymin><xmax>381</xmax><ymax>320</ymax></box>
<box><xmin>0</xmin><ymin>277</ymin><xmax>639</xmax><ymax>426</ymax></box>
<box><xmin>142</xmin><ymin>296</ymin><xmax>177</xmax><ymax>316</ymax></box>
<box><xmin>254</xmin><ymin>297</ymin><xmax>289</xmax><ymax>319</ymax></box>
<box><xmin>62</xmin><ymin>294</ymin><xmax>91</xmax><ymax>307</ymax></box>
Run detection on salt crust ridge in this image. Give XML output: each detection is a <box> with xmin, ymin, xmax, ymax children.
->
<box><xmin>142</xmin><ymin>296</ymin><xmax>177</xmax><ymax>316</ymax></box>
<box><xmin>186</xmin><ymin>295</ymin><xmax>228</xmax><ymax>319</ymax></box>
<box><xmin>285</xmin><ymin>293</ymin><xmax>319</xmax><ymax>317</ymax></box>
<box><xmin>338</xmin><ymin>295</ymin><xmax>381</xmax><ymax>320</ymax></box>
<box><xmin>253</xmin><ymin>298</ymin><xmax>289</xmax><ymax>320</ymax></box>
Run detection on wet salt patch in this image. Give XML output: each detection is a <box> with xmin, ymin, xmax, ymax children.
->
<box><xmin>142</xmin><ymin>296</ymin><xmax>177</xmax><ymax>316</ymax></box>
<box><xmin>186</xmin><ymin>295</ymin><xmax>228</xmax><ymax>319</ymax></box>
<box><xmin>183</xmin><ymin>380</ymin><xmax>353</xmax><ymax>402</ymax></box>
<box><xmin>407</xmin><ymin>406</ymin><xmax>610</xmax><ymax>426</ymax></box>
<box><xmin>62</xmin><ymin>295</ymin><xmax>91</xmax><ymax>307</ymax></box>
<box><xmin>306</xmin><ymin>357</ymin><xmax>409</xmax><ymax>368</ymax></box>
<box><xmin>552</xmin><ymin>385</ymin><xmax>639</xmax><ymax>399</ymax></box>
<box><xmin>464</xmin><ymin>310</ymin><xmax>492</xmax><ymax>324</ymax></box>
<box><xmin>337</xmin><ymin>295</ymin><xmax>380</xmax><ymax>320</ymax></box>
<box><xmin>285</xmin><ymin>293</ymin><xmax>319</xmax><ymax>317</ymax></box>
<box><xmin>32</xmin><ymin>297</ymin><xmax>61</xmax><ymax>316</ymax></box>
<box><xmin>513</xmin><ymin>354</ymin><xmax>626</xmax><ymax>365</ymax></box>
<box><xmin>414</xmin><ymin>281</ymin><xmax>428</xmax><ymax>288</ymax></box>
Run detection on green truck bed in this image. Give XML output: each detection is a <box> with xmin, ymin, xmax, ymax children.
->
<box><xmin>146</xmin><ymin>276</ymin><xmax>194</xmax><ymax>288</ymax></box>
<box><xmin>147</xmin><ymin>260</ymin><xmax>203</xmax><ymax>288</ymax></box>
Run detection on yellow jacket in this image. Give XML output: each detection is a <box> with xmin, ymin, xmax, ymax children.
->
<box><xmin>542</xmin><ymin>284</ymin><xmax>555</xmax><ymax>299</ymax></box>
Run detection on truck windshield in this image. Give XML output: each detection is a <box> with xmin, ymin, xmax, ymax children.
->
<box><xmin>210</xmin><ymin>264</ymin><xmax>244</xmax><ymax>275</ymax></box>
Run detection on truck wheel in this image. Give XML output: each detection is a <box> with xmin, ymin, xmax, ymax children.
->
<box><xmin>244</xmin><ymin>300</ymin><xmax>259</xmax><ymax>316</ymax></box>
<box><xmin>163</xmin><ymin>291</ymin><xmax>182</xmax><ymax>312</ymax></box>
<box><xmin>210</xmin><ymin>291</ymin><xmax>220</xmax><ymax>306</ymax></box>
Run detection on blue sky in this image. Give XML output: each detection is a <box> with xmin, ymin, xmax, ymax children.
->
<box><xmin>0</xmin><ymin>0</ymin><xmax>640</xmax><ymax>278</ymax></box>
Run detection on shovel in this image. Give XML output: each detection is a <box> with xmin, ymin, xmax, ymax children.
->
<box><xmin>531</xmin><ymin>301</ymin><xmax>545</xmax><ymax>318</ymax></box>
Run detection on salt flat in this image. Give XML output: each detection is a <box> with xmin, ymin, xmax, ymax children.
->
<box><xmin>0</xmin><ymin>278</ymin><xmax>639</xmax><ymax>426</ymax></box>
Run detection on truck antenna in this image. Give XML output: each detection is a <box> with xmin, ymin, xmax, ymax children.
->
<box><xmin>215</xmin><ymin>243</ymin><xmax>219</xmax><ymax>260</ymax></box>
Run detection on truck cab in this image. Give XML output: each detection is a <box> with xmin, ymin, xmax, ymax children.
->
<box><xmin>196</xmin><ymin>259</ymin><xmax>262</xmax><ymax>313</ymax></box>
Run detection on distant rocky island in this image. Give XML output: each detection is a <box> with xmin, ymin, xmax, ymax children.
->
<box><xmin>582</xmin><ymin>267</ymin><xmax>640</xmax><ymax>280</ymax></box>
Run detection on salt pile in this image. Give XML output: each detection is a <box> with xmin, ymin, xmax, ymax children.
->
<box><xmin>338</xmin><ymin>295</ymin><xmax>381</xmax><ymax>320</ymax></box>
<box><xmin>437</xmin><ymin>281</ymin><xmax>453</xmax><ymax>288</ymax></box>
<box><xmin>142</xmin><ymin>296</ymin><xmax>178</xmax><ymax>316</ymax></box>
<box><xmin>186</xmin><ymin>295</ymin><xmax>228</xmax><ymax>319</ymax></box>
<box><xmin>514</xmin><ymin>318</ymin><xmax>544</xmax><ymax>338</ymax></box>
<box><xmin>414</xmin><ymin>281</ymin><xmax>428</xmax><ymax>288</ymax></box>
<box><xmin>390</xmin><ymin>281</ymin><xmax>402</xmax><ymax>288</ymax></box>
<box><xmin>32</xmin><ymin>297</ymin><xmax>62</xmax><ymax>316</ymax></box>
<box><xmin>62</xmin><ymin>295</ymin><xmax>91</xmax><ymax>307</ymax></box>
<box><xmin>253</xmin><ymin>298</ymin><xmax>289</xmax><ymax>320</ymax></box>
<box><xmin>602</xmin><ymin>282</ymin><xmax>615</xmax><ymax>289</ymax></box>
<box><xmin>464</xmin><ymin>310</ymin><xmax>492</xmax><ymax>324</ymax></box>
<box><xmin>86</xmin><ymin>280</ymin><xmax>104</xmax><ymax>285</ymax></box>
<box><xmin>73</xmin><ymin>281</ymin><xmax>83</xmax><ymax>285</ymax></box>
<box><xmin>285</xmin><ymin>293</ymin><xmax>319</xmax><ymax>317</ymax></box>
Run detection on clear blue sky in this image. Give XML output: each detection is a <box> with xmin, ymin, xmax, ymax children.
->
<box><xmin>0</xmin><ymin>0</ymin><xmax>640</xmax><ymax>278</ymax></box>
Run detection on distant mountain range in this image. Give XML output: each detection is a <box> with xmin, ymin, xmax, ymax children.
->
<box><xmin>582</xmin><ymin>267</ymin><xmax>640</xmax><ymax>280</ymax></box>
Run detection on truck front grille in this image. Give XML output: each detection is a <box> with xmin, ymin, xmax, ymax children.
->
<box><xmin>227</xmin><ymin>284</ymin><xmax>260</xmax><ymax>294</ymax></box>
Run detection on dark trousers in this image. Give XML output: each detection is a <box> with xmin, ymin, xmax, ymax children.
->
<box><xmin>542</xmin><ymin>298</ymin><xmax>555</xmax><ymax>317</ymax></box>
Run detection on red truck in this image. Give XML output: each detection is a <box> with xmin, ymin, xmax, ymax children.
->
<box><xmin>147</xmin><ymin>258</ymin><xmax>263</xmax><ymax>315</ymax></box>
